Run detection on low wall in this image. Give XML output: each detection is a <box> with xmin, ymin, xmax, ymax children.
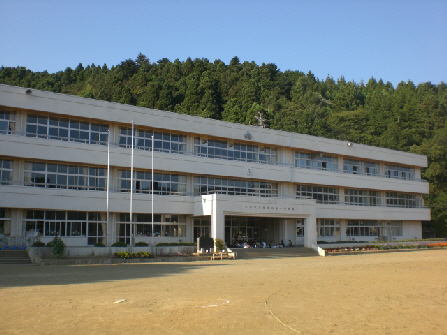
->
<box><xmin>28</xmin><ymin>246</ymin><xmax>197</xmax><ymax>264</ymax></box>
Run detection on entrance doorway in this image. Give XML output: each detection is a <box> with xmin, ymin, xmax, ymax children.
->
<box><xmin>224</xmin><ymin>216</ymin><xmax>281</xmax><ymax>247</ymax></box>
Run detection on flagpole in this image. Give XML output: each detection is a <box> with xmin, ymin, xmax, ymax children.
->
<box><xmin>130</xmin><ymin>121</ymin><xmax>134</xmax><ymax>247</ymax></box>
<box><xmin>151</xmin><ymin>134</ymin><xmax>154</xmax><ymax>247</ymax></box>
<box><xmin>107</xmin><ymin>129</ymin><xmax>110</xmax><ymax>246</ymax></box>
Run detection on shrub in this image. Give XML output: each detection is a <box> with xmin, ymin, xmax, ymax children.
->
<box><xmin>94</xmin><ymin>242</ymin><xmax>105</xmax><ymax>247</ymax></box>
<box><xmin>215</xmin><ymin>238</ymin><xmax>225</xmax><ymax>251</ymax></box>
<box><xmin>113</xmin><ymin>251</ymin><xmax>152</xmax><ymax>259</ymax></box>
<box><xmin>32</xmin><ymin>241</ymin><xmax>46</xmax><ymax>247</ymax></box>
<box><xmin>111</xmin><ymin>241</ymin><xmax>127</xmax><ymax>247</ymax></box>
<box><xmin>135</xmin><ymin>242</ymin><xmax>149</xmax><ymax>247</ymax></box>
<box><xmin>51</xmin><ymin>236</ymin><xmax>65</xmax><ymax>258</ymax></box>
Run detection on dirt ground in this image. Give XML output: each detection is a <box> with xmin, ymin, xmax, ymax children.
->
<box><xmin>1</xmin><ymin>250</ymin><xmax>446</xmax><ymax>335</ymax></box>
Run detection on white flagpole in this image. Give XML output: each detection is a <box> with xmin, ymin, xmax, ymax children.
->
<box><xmin>130</xmin><ymin>121</ymin><xmax>134</xmax><ymax>247</ymax></box>
<box><xmin>151</xmin><ymin>134</ymin><xmax>154</xmax><ymax>247</ymax></box>
<box><xmin>107</xmin><ymin>129</ymin><xmax>110</xmax><ymax>246</ymax></box>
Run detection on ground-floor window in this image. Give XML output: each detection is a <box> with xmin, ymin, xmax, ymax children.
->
<box><xmin>194</xmin><ymin>217</ymin><xmax>210</xmax><ymax>238</ymax></box>
<box><xmin>296</xmin><ymin>219</ymin><xmax>304</xmax><ymax>237</ymax></box>
<box><xmin>117</xmin><ymin>214</ymin><xmax>186</xmax><ymax>245</ymax></box>
<box><xmin>317</xmin><ymin>219</ymin><xmax>340</xmax><ymax>237</ymax></box>
<box><xmin>24</xmin><ymin>210</ymin><xmax>107</xmax><ymax>244</ymax></box>
<box><xmin>0</xmin><ymin>208</ymin><xmax>11</xmax><ymax>235</ymax></box>
<box><xmin>346</xmin><ymin>220</ymin><xmax>379</xmax><ymax>236</ymax></box>
<box><xmin>386</xmin><ymin>221</ymin><xmax>403</xmax><ymax>236</ymax></box>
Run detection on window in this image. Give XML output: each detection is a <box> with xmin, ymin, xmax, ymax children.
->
<box><xmin>24</xmin><ymin>210</ymin><xmax>106</xmax><ymax>244</ymax></box>
<box><xmin>344</xmin><ymin>189</ymin><xmax>381</xmax><ymax>206</ymax></box>
<box><xmin>194</xmin><ymin>217</ymin><xmax>211</xmax><ymax>238</ymax></box>
<box><xmin>194</xmin><ymin>137</ymin><xmax>277</xmax><ymax>164</ymax></box>
<box><xmin>386</xmin><ymin>192</ymin><xmax>418</xmax><ymax>208</ymax></box>
<box><xmin>296</xmin><ymin>219</ymin><xmax>304</xmax><ymax>237</ymax></box>
<box><xmin>24</xmin><ymin>161</ymin><xmax>106</xmax><ymax>190</ymax></box>
<box><xmin>385</xmin><ymin>165</ymin><xmax>415</xmax><ymax>181</ymax></box>
<box><xmin>194</xmin><ymin>176</ymin><xmax>278</xmax><ymax>197</ymax></box>
<box><xmin>296</xmin><ymin>185</ymin><xmax>339</xmax><ymax>204</ymax></box>
<box><xmin>0</xmin><ymin>208</ymin><xmax>11</xmax><ymax>235</ymax></box>
<box><xmin>118</xmin><ymin>170</ymin><xmax>186</xmax><ymax>195</ymax></box>
<box><xmin>117</xmin><ymin>214</ymin><xmax>186</xmax><ymax>245</ymax></box>
<box><xmin>295</xmin><ymin>152</ymin><xmax>338</xmax><ymax>172</ymax></box>
<box><xmin>343</xmin><ymin>159</ymin><xmax>380</xmax><ymax>176</ymax></box>
<box><xmin>26</xmin><ymin>114</ymin><xmax>108</xmax><ymax>145</ymax></box>
<box><xmin>346</xmin><ymin>220</ymin><xmax>379</xmax><ymax>237</ymax></box>
<box><xmin>317</xmin><ymin>219</ymin><xmax>340</xmax><ymax>237</ymax></box>
<box><xmin>0</xmin><ymin>159</ymin><xmax>13</xmax><ymax>185</ymax></box>
<box><xmin>0</xmin><ymin>111</ymin><xmax>15</xmax><ymax>134</ymax></box>
<box><xmin>119</xmin><ymin>127</ymin><xmax>185</xmax><ymax>154</ymax></box>
<box><xmin>386</xmin><ymin>221</ymin><xmax>403</xmax><ymax>236</ymax></box>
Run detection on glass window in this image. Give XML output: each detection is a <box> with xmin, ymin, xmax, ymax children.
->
<box><xmin>386</xmin><ymin>192</ymin><xmax>418</xmax><ymax>208</ymax></box>
<box><xmin>0</xmin><ymin>111</ymin><xmax>15</xmax><ymax>134</ymax></box>
<box><xmin>194</xmin><ymin>176</ymin><xmax>278</xmax><ymax>197</ymax></box>
<box><xmin>385</xmin><ymin>165</ymin><xmax>415</xmax><ymax>181</ymax></box>
<box><xmin>194</xmin><ymin>137</ymin><xmax>277</xmax><ymax>165</ymax></box>
<box><xmin>0</xmin><ymin>159</ymin><xmax>13</xmax><ymax>185</ymax></box>
<box><xmin>296</xmin><ymin>185</ymin><xmax>339</xmax><ymax>204</ymax></box>
<box><xmin>119</xmin><ymin>127</ymin><xmax>185</xmax><ymax>154</ymax></box>
<box><xmin>118</xmin><ymin>170</ymin><xmax>186</xmax><ymax>195</ymax></box>
<box><xmin>295</xmin><ymin>152</ymin><xmax>338</xmax><ymax>171</ymax></box>
<box><xmin>317</xmin><ymin>219</ymin><xmax>340</xmax><ymax>237</ymax></box>
<box><xmin>26</xmin><ymin>114</ymin><xmax>108</xmax><ymax>145</ymax></box>
<box><xmin>346</xmin><ymin>220</ymin><xmax>379</xmax><ymax>236</ymax></box>
<box><xmin>24</xmin><ymin>161</ymin><xmax>106</xmax><ymax>190</ymax></box>
<box><xmin>344</xmin><ymin>189</ymin><xmax>381</xmax><ymax>206</ymax></box>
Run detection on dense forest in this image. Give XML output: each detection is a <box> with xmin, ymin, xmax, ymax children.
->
<box><xmin>1</xmin><ymin>54</ymin><xmax>446</xmax><ymax>236</ymax></box>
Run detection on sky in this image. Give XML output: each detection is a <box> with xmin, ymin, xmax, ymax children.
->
<box><xmin>1</xmin><ymin>0</ymin><xmax>446</xmax><ymax>87</ymax></box>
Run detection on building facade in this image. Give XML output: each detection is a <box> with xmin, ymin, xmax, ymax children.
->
<box><xmin>0</xmin><ymin>84</ymin><xmax>430</xmax><ymax>248</ymax></box>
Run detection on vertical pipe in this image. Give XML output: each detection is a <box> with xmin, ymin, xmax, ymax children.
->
<box><xmin>130</xmin><ymin>121</ymin><xmax>134</xmax><ymax>247</ymax></box>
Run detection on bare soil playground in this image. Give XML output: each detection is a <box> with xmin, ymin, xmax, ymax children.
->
<box><xmin>1</xmin><ymin>249</ymin><xmax>446</xmax><ymax>335</ymax></box>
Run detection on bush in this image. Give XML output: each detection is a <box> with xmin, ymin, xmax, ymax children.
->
<box><xmin>51</xmin><ymin>236</ymin><xmax>65</xmax><ymax>258</ymax></box>
<box><xmin>215</xmin><ymin>238</ymin><xmax>225</xmax><ymax>251</ymax></box>
<box><xmin>113</xmin><ymin>251</ymin><xmax>152</xmax><ymax>259</ymax></box>
<box><xmin>111</xmin><ymin>241</ymin><xmax>127</xmax><ymax>247</ymax></box>
<box><xmin>94</xmin><ymin>242</ymin><xmax>105</xmax><ymax>247</ymax></box>
<box><xmin>135</xmin><ymin>242</ymin><xmax>149</xmax><ymax>247</ymax></box>
<box><xmin>32</xmin><ymin>241</ymin><xmax>46</xmax><ymax>247</ymax></box>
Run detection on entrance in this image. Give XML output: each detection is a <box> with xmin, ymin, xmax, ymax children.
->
<box><xmin>224</xmin><ymin>216</ymin><xmax>281</xmax><ymax>247</ymax></box>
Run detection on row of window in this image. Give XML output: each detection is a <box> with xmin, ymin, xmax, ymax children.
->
<box><xmin>318</xmin><ymin>220</ymin><xmax>403</xmax><ymax>237</ymax></box>
<box><xmin>117</xmin><ymin>214</ymin><xmax>186</xmax><ymax>244</ymax></box>
<box><xmin>24</xmin><ymin>210</ymin><xmax>106</xmax><ymax>245</ymax></box>
<box><xmin>3</xmin><ymin>111</ymin><xmax>418</xmax><ymax>179</ymax></box>
<box><xmin>1</xmin><ymin>158</ymin><xmax>421</xmax><ymax>206</ymax></box>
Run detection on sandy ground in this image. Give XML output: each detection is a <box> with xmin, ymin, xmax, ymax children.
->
<box><xmin>1</xmin><ymin>250</ymin><xmax>446</xmax><ymax>335</ymax></box>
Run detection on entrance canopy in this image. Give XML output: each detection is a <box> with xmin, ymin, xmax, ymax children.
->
<box><xmin>194</xmin><ymin>194</ymin><xmax>317</xmax><ymax>248</ymax></box>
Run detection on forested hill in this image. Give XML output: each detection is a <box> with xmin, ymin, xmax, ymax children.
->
<box><xmin>1</xmin><ymin>54</ymin><xmax>446</xmax><ymax>234</ymax></box>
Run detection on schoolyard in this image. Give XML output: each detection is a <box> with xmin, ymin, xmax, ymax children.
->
<box><xmin>1</xmin><ymin>249</ymin><xmax>446</xmax><ymax>335</ymax></box>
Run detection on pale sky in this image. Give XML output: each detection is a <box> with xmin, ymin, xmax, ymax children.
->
<box><xmin>1</xmin><ymin>0</ymin><xmax>446</xmax><ymax>86</ymax></box>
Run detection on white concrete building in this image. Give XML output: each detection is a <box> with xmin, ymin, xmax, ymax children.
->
<box><xmin>0</xmin><ymin>84</ymin><xmax>430</xmax><ymax>248</ymax></box>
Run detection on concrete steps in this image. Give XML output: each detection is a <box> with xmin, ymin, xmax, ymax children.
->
<box><xmin>0</xmin><ymin>250</ymin><xmax>33</xmax><ymax>264</ymax></box>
